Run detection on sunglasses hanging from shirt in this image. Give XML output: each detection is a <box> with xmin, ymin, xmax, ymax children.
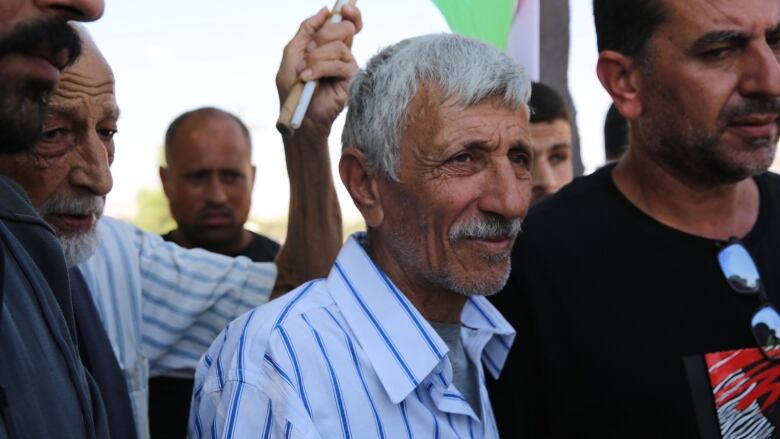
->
<box><xmin>717</xmin><ymin>238</ymin><xmax>780</xmax><ymax>361</ymax></box>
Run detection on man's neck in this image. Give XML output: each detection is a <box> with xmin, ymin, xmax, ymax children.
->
<box><xmin>366</xmin><ymin>235</ymin><xmax>467</xmax><ymax>324</ymax></box>
<box><xmin>612</xmin><ymin>149</ymin><xmax>760</xmax><ymax>241</ymax></box>
<box><xmin>169</xmin><ymin>228</ymin><xmax>253</xmax><ymax>256</ymax></box>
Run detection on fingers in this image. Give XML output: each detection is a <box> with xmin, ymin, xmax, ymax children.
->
<box><xmin>281</xmin><ymin>7</ymin><xmax>329</xmax><ymax>64</ymax></box>
<box><xmin>293</xmin><ymin>7</ymin><xmax>330</xmax><ymax>41</ymax></box>
<box><xmin>291</xmin><ymin>4</ymin><xmax>361</xmax><ymax>48</ymax></box>
<box><xmin>339</xmin><ymin>4</ymin><xmax>363</xmax><ymax>35</ymax></box>
<box><xmin>277</xmin><ymin>4</ymin><xmax>361</xmax><ymax>103</ymax></box>
<box><xmin>299</xmin><ymin>40</ymin><xmax>356</xmax><ymax>81</ymax></box>
<box><xmin>313</xmin><ymin>19</ymin><xmax>357</xmax><ymax>50</ymax></box>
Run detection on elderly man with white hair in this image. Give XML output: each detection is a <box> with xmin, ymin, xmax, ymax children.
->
<box><xmin>190</xmin><ymin>33</ymin><xmax>533</xmax><ymax>438</ymax></box>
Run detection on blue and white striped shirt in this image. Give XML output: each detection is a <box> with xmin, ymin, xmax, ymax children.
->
<box><xmin>78</xmin><ymin>217</ymin><xmax>277</xmax><ymax>438</ymax></box>
<box><xmin>190</xmin><ymin>233</ymin><xmax>515</xmax><ymax>438</ymax></box>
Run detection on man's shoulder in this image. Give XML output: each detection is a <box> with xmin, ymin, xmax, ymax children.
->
<box><xmin>244</xmin><ymin>231</ymin><xmax>280</xmax><ymax>262</ymax></box>
<box><xmin>0</xmin><ymin>176</ymin><xmax>31</xmax><ymax>215</ymax></box>
<box><xmin>0</xmin><ymin>176</ymin><xmax>49</xmax><ymax>228</ymax></box>
<box><xmin>518</xmin><ymin>165</ymin><xmax>619</xmax><ymax>250</ymax></box>
<box><xmin>759</xmin><ymin>171</ymin><xmax>780</xmax><ymax>194</ymax></box>
<box><xmin>528</xmin><ymin>164</ymin><xmax>616</xmax><ymax>221</ymax></box>
<box><xmin>200</xmin><ymin>279</ymin><xmax>340</xmax><ymax>384</ymax></box>
<box><xmin>96</xmin><ymin>216</ymin><xmax>140</xmax><ymax>238</ymax></box>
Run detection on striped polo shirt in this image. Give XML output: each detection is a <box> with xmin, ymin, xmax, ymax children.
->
<box><xmin>190</xmin><ymin>233</ymin><xmax>515</xmax><ymax>438</ymax></box>
<box><xmin>79</xmin><ymin>217</ymin><xmax>277</xmax><ymax>438</ymax></box>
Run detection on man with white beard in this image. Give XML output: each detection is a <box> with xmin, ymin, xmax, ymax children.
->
<box><xmin>0</xmin><ymin>1</ymin><xmax>110</xmax><ymax>437</ymax></box>
<box><xmin>0</xmin><ymin>10</ymin><xmax>359</xmax><ymax>437</ymax></box>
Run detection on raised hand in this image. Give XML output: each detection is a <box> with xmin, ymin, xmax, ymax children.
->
<box><xmin>276</xmin><ymin>4</ymin><xmax>362</xmax><ymax>140</ymax></box>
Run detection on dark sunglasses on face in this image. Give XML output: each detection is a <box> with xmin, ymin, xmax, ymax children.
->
<box><xmin>717</xmin><ymin>238</ymin><xmax>780</xmax><ymax>361</ymax></box>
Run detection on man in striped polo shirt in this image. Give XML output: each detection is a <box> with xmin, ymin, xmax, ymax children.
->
<box><xmin>191</xmin><ymin>33</ymin><xmax>532</xmax><ymax>438</ymax></box>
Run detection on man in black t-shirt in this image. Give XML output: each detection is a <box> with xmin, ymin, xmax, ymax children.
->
<box><xmin>160</xmin><ymin>107</ymin><xmax>280</xmax><ymax>263</ymax></box>
<box><xmin>488</xmin><ymin>0</ymin><xmax>780</xmax><ymax>437</ymax></box>
<box><xmin>161</xmin><ymin>229</ymin><xmax>278</xmax><ymax>262</ymax></box>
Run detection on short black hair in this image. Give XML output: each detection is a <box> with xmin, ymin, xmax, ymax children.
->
<box><xmin>604</xmin><ymin>103</ymin><xmax>629</xmax><ymax>160</ymax></box>
<box><xmin>164</xmin><ymin>107</ymin><xmax>251</xmax><ymax>165</ymax></box>
<box><xmin>593</xmin><ymin>0</ymin><xmax>667</xmax><ymax>58</ymax></box>
<box><xmin>529</xmin><ymin>82</ymin><xmax>570</xmax><ymax>124</ymax></box>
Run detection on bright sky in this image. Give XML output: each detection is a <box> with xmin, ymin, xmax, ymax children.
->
<box><xmin>84</xmin><ymin>1</ymin><xmax>612</xmax><ymax>222</ymax></box>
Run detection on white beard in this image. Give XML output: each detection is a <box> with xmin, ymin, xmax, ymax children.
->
<box><xmin>60</xmin><ymin>229</ymin><xmax>99</xmax><ymax>268</ymax></box>
<box><xmin>36</xmin><ymin>192</ymin><xmax>104</xmax><ymax>268</ymax></box>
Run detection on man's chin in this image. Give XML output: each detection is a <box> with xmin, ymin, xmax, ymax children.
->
<box><xmin>59</xmin><ymin>229</ymin><xmax>98</xmax><ymax>268</ymax></box>
<box><xmin>445</xmin><ymin>261</ymin><xmax>512</xmax><ymax>297</ymax></box>
<box><xmin>712</xmin><ymin>143</ymin><xmax>776</xmax><ymax>182</ymax></box>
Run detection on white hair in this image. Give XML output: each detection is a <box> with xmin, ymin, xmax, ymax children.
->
<box><xmin>342</xmin><ymin>33</ymin><xmax>532</xmax><ymax>181</ymax></box>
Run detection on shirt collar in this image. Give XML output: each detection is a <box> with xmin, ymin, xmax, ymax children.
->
<box><xmin>461</xmin><ymin>296</ymin><xmax>515</xmax><ymax>379</ymax></box>
<box><xmin>327</xmin><ymin>233</ymin><xmax>516</xmax><ymax>402</ymax></box>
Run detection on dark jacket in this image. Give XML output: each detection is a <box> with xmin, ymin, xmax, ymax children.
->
<box><xmin>0</xmin><ymin>176</ymin><xmax>109</xmax><ymax>439</ymax></box>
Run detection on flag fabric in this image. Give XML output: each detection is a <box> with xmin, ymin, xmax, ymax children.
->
<box><xmin>431</xmin><ymin>0</ymin><xmax>516</xmax><ymax>50</ymax></box>
<box><xmin>432</xmin><ymin>0</ymin><xmax>540</xmax><ymax>81</ymax></box>
<box><xmin>507</xmin><ymin>0</ymin><xmax>540</xmax><ymax>81</ymax></box>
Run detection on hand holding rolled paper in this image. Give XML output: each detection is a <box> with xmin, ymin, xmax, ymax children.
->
<box><xmin>276</xmin><ymin>0</ymin><xmax>360</xmax><ymax>137</ymax></box>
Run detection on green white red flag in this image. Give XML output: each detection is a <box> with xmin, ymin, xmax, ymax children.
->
<box><xmin>431</xmin><ymin>0</ymin><xmax>540</xmax><ymax>81</ymax></box>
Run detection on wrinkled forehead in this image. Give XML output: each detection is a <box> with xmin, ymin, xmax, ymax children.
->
<box><xmin>58</xmin><ymin>28</ymin><xmax>114</xmax><ymax>94</ymax></box>
<box><xmin>50</xmin><ymin>33</ymin><xmax>116</xmax><ymax>113</ymax></box>
<box><xmin>660</xmin><ymin>0</ymin><xmax>780</xmax><ymax>42</ymax></box>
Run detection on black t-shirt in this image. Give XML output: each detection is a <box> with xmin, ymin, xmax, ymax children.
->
<box><xmin>488</xmin><ymin>164</ymin><xmax>780</xmax><ymax>438</ymax></box>
<box><xmin>160</xmin><ymin>230</ymin><xmax>280</xmax><ymax>262</ymax></box>
<box><xmin>150</xmin><ymin>229</ymin><xmax>279</xmax><ymax>438</ymax></box>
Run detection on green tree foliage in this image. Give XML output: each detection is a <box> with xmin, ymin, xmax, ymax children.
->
<box><xmin>133</xmin><ymin>187</ymin><xmax>176</xmax><ymax>235</ymax></box>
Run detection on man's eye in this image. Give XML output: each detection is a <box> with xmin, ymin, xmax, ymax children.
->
<box><xmin>549</xmin><ymin>151</ymin><xmax>569</xmax><ymax>166</ymax></box>
<box><xmin>98</xmin><ymin>128</ymin><xmax>117</xmax><ymax>141</ymax></box>
<box><xmin>509</xmin><ymin>150</ymin><xmax>531</xmax><ymax>168</ymax></box>
<box><xmin>40</xmin><ymin>128</ymin><xmax>66</xmax><ymax>142</ymax></box>
<box><xmin>185</xmin><ymin>173</ymin><xmax>208</xmax><ymax>183</ymax></box>
<box><xmin>35</xmin><ymin>127</ymin><xmax>74</xmax><ymax>157</ymax></box>
<box><xmin>767</xmin><ymin>32</ymin><xmax>780</xmax><ymax>49</ymax></box>
<box><xmin>221</xmin><ymin>172</ymin><xmax>243</xmax><ymax>183</ymax></box>
<box><xmin>702</xmin><ymin>47</ymin><xmax>732</xmax><ymax>60</ymax></box>
<box><xmin>449</xmin><ymin>152</ymin><xmax>473</xmax><ymax>164</ymax></box>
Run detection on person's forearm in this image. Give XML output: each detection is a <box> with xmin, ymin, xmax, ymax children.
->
<box><xmin>271</xmin><ymin>129</ymin><xmax>342</xmax><ymax>298</ymax></box>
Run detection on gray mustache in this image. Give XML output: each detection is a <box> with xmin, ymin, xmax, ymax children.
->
<box><xmin>37</xmin><ymin>193</ymin><xmax>105</xmax><ymax>218</ymax></box>
<box><xmin>449</xmin><ymin>215</ymin><xmax>522</xmax><ymax>242</ymax></box>
<box><xmin>722</xmin><ymin>99</ymin><xmax>780</xmax><ymax>121</ymax></box>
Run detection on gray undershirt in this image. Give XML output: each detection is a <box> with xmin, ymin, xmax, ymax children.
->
<box><xmin>429</xmin><ymin>321</ymin><xmax>481</xmax><ymax>414</ymax></box>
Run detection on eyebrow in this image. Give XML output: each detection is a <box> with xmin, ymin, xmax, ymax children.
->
<box><xmin>690</xmin><ymin>21</ymin><xmax>780</xmax><ymax>52</ymax></box>
<box><xmin>509</xmin><ymin>140</ymin><xmax>532</xmax><ymax>155</ymax></box>
<box><xmin>690</xmin><ymin>30</ymin><xmax>750</xmax><ymax>51</ymax></box>
<box><xmin>47</xmin><ymin>103</ymin><xmax>121</xmax><ymax>121</ymax></box>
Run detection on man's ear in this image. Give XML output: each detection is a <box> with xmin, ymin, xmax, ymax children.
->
<box><xmin>159</xmin><ymin>166</ymin><xmax>171</xmax><ymax>197</ymax></box>
<box><xmin>339</xmin><ymin>147</ymin><xmax>384</xmax><ymax>228</ymax></box>
<box><xmin>250</xmin><ymin>165</ymin><xmax>257</xmax><ymax>189</ymax></box>
<box><xmin>596</xmin><ymin>50</ymin><xmax>643</xmax><ymax>120</ymax></box>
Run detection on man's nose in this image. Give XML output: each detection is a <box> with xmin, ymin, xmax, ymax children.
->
<box><xmin>204</xmin><ymin>175</ymin><xmax>229</xmax><ymax>205</ymax></box>
<box><xmin>478</xmin><ymin>159</ymin><xmax>531</xmax><ymax>221</ymax></box>
<box><xmin>36</xmin><ymin>0</ymin><xmax>104</xmax><ymax>22</ymax></box>
<box><xmin>532</xmin><ymin>159</ymin><xmax>556</xmax><ymax>196</ymax></box>
<box><xmin>70</xmin><ymin>132</ymin><xmax>112</xmax><ymax>197</ymax></box>
<box><xmin>739</xmin><ymin>42</ymin><xmax>780</xmax><ymax>99</ymax></box>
